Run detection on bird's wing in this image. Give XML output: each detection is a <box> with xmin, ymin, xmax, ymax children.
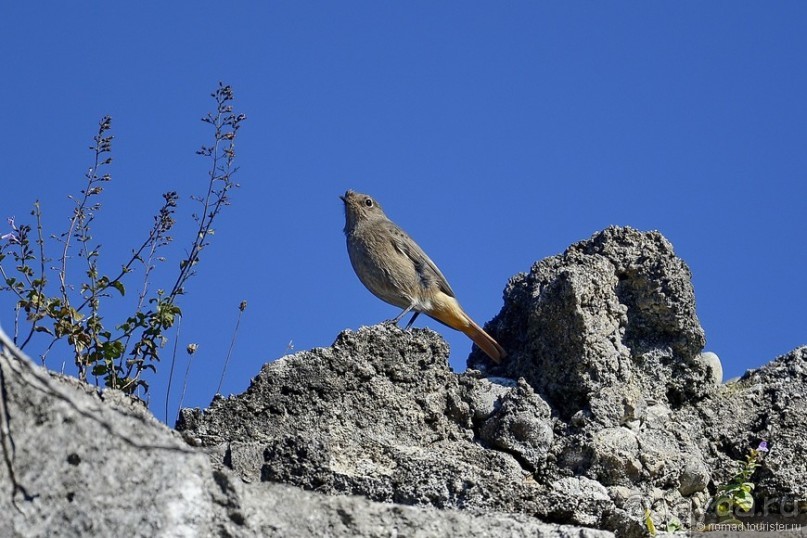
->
<box><xmin>385</xmin><ymin>221</ymin><xmax>456</xmax><ymax>298</ymax></box>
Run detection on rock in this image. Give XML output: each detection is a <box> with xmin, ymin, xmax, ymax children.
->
<box><xmin>460</xmin><ymin>373</ymin><xmax>517</xmax><ymax>420</ymax></box>
<box><xmin>478</xmin><ymin>378</ymin><xmax>554</xmax><ymax>471</ymax></box>
<box><xmin>678</xmin><ymin>460</ymin><xmax>710</xmax><ymax>496</ymax></box>
<box><xmin>178</xmin><ymin>324</ymin><xmax>549</xmax><ymax>514</ymax></box>
<box><xmin>0</xmin><ymin>332</ymin><xmax>232</xmax><ymax>538</ymax></box>
<box><xmin>3</xmin><ymin>226</ymin><xmax>805</xmax><ymax>538</ymax></box>
<box><xmin>242</xmin><ymin>482</ymin><xmax>617</xmax><ymax>538</ymax></box>
<box><xmin>177</xmin><ymin>226</ymin><xmax>807</xmax><ymax>536</ymax></box>
<box><xmin>690</xmin><ymin>346</ymin><xmax>807</xmax><ymax>502</ymax></box>
<box><xmin>589</xmin><ymin>427</ymin><xmax>642</xmax><ymax>485</ymax></box>
<box><xmin>695</xmin><ymin>351</ymin><xmax>723</xmax><ymax>385</ymax></box>
<box><xmin>0</xmin><ymin>329</ymin><xmax>613</xmax><ymax>538</ymax></box>
<box><xmin>474</xmin><ymin>226</ymin><xmax>710</xmax><ymax>423</ymax></box>
<box><xmin>547</xmin><ymin>476</ymin><xmax>612</xmax><ymax>527</ymax></box>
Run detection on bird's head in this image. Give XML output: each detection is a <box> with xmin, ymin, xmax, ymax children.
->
<box><xmin>341</xmin><ymin>190</ymin><xmax>387</xmax><ymax>232</ymax></box>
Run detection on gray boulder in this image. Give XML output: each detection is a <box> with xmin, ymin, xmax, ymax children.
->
<box><xmin>0</xmin><ymin>331</ymin><xmax>232</xmax><ymax>537</ymax></box>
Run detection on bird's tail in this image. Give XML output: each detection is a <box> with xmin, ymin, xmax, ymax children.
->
<box><xmin>429</xmin><ymin>294</ymin><xmax>506</xmax><ymax>363</ymax></box>
<box><xmin>461</xmin><ymin>317</ymin><xmax>506</xmax><ymax>364</ymax></box>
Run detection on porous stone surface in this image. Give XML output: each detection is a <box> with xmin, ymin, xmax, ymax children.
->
<box><xmin>0</xmin><ymin>332</ymin><xmax>611</xmax><ymax>538</ymax></box>
<box><xmin>474</xmin><ymin>226</ymin><xmax>710</xmax><ymax>421</ymax></box>
<box><xmin>3</xmin><ymin>226</ymin><xmax>805</xmax><ymax>537</ymax></box>
<box><xmin>682</xmin><ymin>345</ymin><xmax>807</xmax><ymax>501</ymax></box>
<box><xmin>178</xmin><ymin>227</ymin><xmax>807</xmax><ymax>537</ymax></box>
<box><xmin>177</xmin><ymin>324</ymin><xmax>553</xmax><ymax>515</ymax></box>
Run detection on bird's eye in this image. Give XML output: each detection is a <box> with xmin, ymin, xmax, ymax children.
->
<box><xmin>364</xmin><ymin>198</ymin><xmax>374</xmax><ymax>207</ymax></box>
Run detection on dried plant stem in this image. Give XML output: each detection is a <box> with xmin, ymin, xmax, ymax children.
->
<box><xmin>164</xmin><ymin>314</ymin><xmax>182</xmax><ymax>424</ymax></box>
<box><xmin>216</xmin><ymin>301</ymin><xmax>247</xmax><ymax>395</ymax></box>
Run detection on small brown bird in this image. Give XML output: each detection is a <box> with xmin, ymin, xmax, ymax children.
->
<box><xmin>341</xmin><ymin>190</ymin><xmax>506</xmax><ymax>363</ymax></box>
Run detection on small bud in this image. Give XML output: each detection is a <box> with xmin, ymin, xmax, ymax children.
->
<box><xmin>186</xmin><ymin>343</ymin><xmax>198</xmax><ymax>355</ymax></box>
<box><xmin>239</xmin><ymin>300</ymin><xmax>247</xmax><ymax>312</ymax></box>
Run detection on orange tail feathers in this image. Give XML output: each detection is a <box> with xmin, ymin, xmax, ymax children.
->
<box><xmin>428</xmin><ymin>294</ymin><xmax>506</xmax><ymax>363</ymax></box>
<box><xmin>462</xmin><ymin>318</ymin><xmax>506</xmax><ymax>364</ymax></box>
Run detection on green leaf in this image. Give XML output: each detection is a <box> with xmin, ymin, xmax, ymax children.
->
<box><xmin>735</xmin><ymin>490</ymin><xmax>754</xmax><ymax>512</ymax></box>
<box><xmin>644</xmin><ymin>508</ymin><xmax>656</xmax><ymax>536</ymax></box>
<box><xmin>102</xmin><ymin>341</ymin><xmax>125</xmax><ymax>359</ymax></box>
<box><xmin>714</xmin><ymin>496</ymin><xmax>733</xmax><ymax>517</ymax></box>
<box><xmin>111</xmin><ymin>280</ymin><xmax>125</xmax><ymax>296</ymax></box>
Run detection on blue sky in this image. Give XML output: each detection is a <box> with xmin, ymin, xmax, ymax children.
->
<box><xmin>1</xmin><ymin>3</ymin><xmax>805</xmax><ymax>421</ymax></box>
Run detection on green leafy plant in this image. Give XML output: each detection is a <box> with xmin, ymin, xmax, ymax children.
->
<box><xmin>710</xmin><ymin>441</ymin><xmax>769</xmax><ymax>526</ymax></box>
<box><xmin>0</xmin><ymin>83</ymin><xmax>245</xmax><ymax>395</ymax></box>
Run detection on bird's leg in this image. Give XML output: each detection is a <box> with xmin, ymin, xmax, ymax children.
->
<box><xmin>386</xmin><ymin>304</ymin><xmax>416</xmax><ymax>326</ymax></box>
<box><xmin>403</xmin><ymin>311</ymin><xmax>420</xmax><ymax>330</ymax></box>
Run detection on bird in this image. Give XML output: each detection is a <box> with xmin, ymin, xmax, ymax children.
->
<box><xmin>340</xmin><ymin>190</ymin><xmax>506</xmax><ymax>363</ymax></box>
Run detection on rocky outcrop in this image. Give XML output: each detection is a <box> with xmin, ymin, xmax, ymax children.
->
<box><xmin>2</xmin><ymin>226</ymin><xmax>804</xmax><ymax>537</ymax></box>
<box><xmin>685</xmin><ymin>346</ymin><xmax>807</xmax><ymax>501</ymax></box>
<box><xmin>473</xmin><ymin>226</ymin><xmax>710</xmax><ymax>420</ymax></box>
<box><xmin>0</xmin><ymin>329</ymin><xmax>610</xmax><ymax>538</ymax></box>
<box><xmin>178</xmin><ymin>227</ymin><xmax>806</xmax><ymax>536</ymax></box>
<box><xmin>177</xmin><ymin>325</ymin><xmax>552</xmax><ymax>515</ymax></box>
<box><xmin>0</xmin><ymin>333</ymin><xmax>231</xmax><ymax>537</ymax></box>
